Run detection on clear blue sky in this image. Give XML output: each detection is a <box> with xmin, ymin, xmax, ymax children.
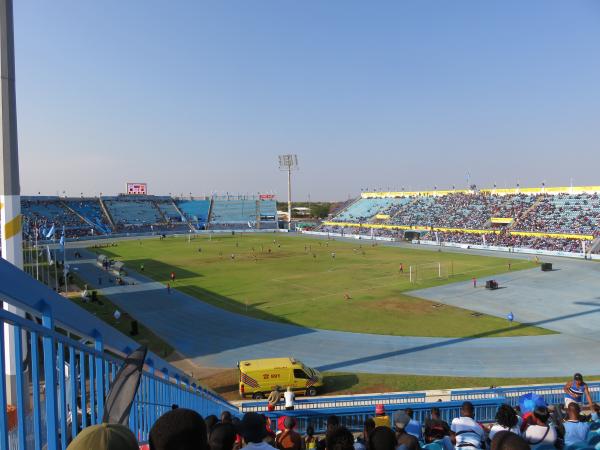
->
<box><xmin>14</xmin><ymin>1</ymin><xmax>600</xmax><ymax>201</ymax></box>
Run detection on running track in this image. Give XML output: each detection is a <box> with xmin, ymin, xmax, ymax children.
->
<box><xmin>67</xmin><ymin>240</ymin><xmax>600</xmax><ymax>377</ymax></box>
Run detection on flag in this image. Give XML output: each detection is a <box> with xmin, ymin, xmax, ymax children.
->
<box><xmin>59</xmin><ymin>228</ymin><xmax>65</xmax><ymax>247</ymax></box>
<box><xmin>102</xmin><ymin>346</ymin><xmax>148</xmax><ymax>426</ymax></box>
<box><xmin>46</xmin><ymin>246</ymin><xmax>53</xmax><ymax>265</ymax></box>
<box><xmin>45</xmin><ymin>224</ymin><xmax>56</xmax><ymax>239</ymax></box>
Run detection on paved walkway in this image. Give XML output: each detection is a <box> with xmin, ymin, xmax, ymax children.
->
<box><xmin>68</xmin><ymin>245</ymin><xmax>600</xmax><ymax>378</ymax></box>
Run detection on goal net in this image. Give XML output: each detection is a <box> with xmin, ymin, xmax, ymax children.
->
<box><xmin>409</xmin><ymin>262</ymin><xmax>450</xmax><ymax>283</ymax></box>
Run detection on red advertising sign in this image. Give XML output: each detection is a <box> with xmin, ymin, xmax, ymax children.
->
<box><xmin>259</xmin><ymin>194</ymin><xmax>275</xmax><ymax>200</ymax></box>
<box><xmin>126</xmin><ymin>183</ymin><xmax>148</xmax><ymax>195</ymax></box>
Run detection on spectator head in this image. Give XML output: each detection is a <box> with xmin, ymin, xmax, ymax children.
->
<box><xmin>430</xmin><ymin>407</ymin><xmax>441</xmax><ymax>420</ymax></box>
<box><xmin>240</xmin><ymin>412</ymin><xmax>267</xmax><ymax>444</ymax></box>
<box><xmin>364</xmin><ymin>418</ymin><xmax>376</xmax><ymax>437</ymax></box>
<box><xmin>221</xmin><ymin>411</ymin><xmax>232</xmax><ymax>424</ymax></box>
<box><xmin>394</xmin><ymin>411</ymin><xmax>410</xmax><ymax>433</ymax></box>
<box><xmin>461</xmin><ymin>401</ymin><xmax>475</xmax><ymax>418</ymax></box>
<box><xmin>533</xmin><ymin>406</ymin><xmax>550</xmax><ymax>425</ymax></box>
<box><xmin>405</xmin><ymin>408</ymin><xmax>414</xmax><ymax>419</ymax></box>
<box><xmin>284</xmin><ymin>416</ymin><xmax>296</xmax><ymax>431</ymax></box>
<box><xmin>375</xmin><ymin>404</ymin><xmax>386</xmax><ymax>416</ymax></box>
<box><xmin>495</xmin><ymin>404</ymin><xmax>518</xmax><ymax>429</ymax></box>
<box><xmin>567</xmin><ymin>401</ymin><xmax>581</xmax><ymax>419</ymax></box>
<box><xmin>67</xmin><ymin>423</ymin><xmax>138</xmax><ymax>450</ymax></box>
<box><xmin>368</xmin><ymin>426</ymin><xmax>397</xmax><ymax>450</ymax></box>
<box><xmin>490</xmin><ymin>431</ymin><xmax>529</xmax><ymax>450</ymax></box>
<box><xmin>327</xmin><ymin>415</ymin><xmax>340</xmax><ymax>433</ymax></box>
<box><xmin>574</xmin><ymin>373</ymin><xmax>584</xmax><ymax>385</ymax></box>
<box><xmin>208</xmin><ymin>423</ymin><xmax>236</xmax><ymax>450</ymax></box>
<box><xmin>149</xmin><ymin>408</ymin><xmax>207</xmax><ymax>450</ymax></box>
<box><xmin>306</xmin><ymin>425</ymin><xmax>315</xmax><ymax>437</ymax></box>
<box><xmin>326</xmin><ymin>426</ymin><xmax>355</xmax><ymax>450</ymax></box>
<box><xmin>205</xmin><ymin>415</ymin><xmax>218</xmax><ymax>435</ymax></box>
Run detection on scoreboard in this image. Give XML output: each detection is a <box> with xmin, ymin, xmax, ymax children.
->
<box><xmin>126</xmin><ymin>183</ymin><xmax>148</xmax><ymax>195</ymax></box>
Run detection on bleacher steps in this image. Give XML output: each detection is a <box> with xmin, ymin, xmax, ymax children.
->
<box><xmin>152</xmin><ymin>200</ymin><xmax>169</xmax><ymax>223</ymax></box>
<box><xmin>206</xmin><ymin>198</ymin><xmax>214</xmax><ymax>230</ymax></box>
<box><xmin>98</xmin><ymin>196</ymin><xmax>116</xmax><ymax>228</ymax></box>
<box><xmin>510</xmin><ymin>195</ymin><xmax>543</xmax><ymax>229</ymax></box>
<box><xmin>172</xmin><ymin>199</ymin><xmax>196</xmax><ymax>231</ymax></box>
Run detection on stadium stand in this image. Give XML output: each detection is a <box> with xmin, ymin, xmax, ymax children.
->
<box><xmin>177</xmin><ymin>199</ymin><xmax>212</xmax><ymax>229</ymax></box>
<box><xmin>210</xmin><ymin>197</ymin><xmax>278</xmax><ymax>230</ymax></box>
<box><xmin>62</xmin><ymin>198</ymin><xmax>112</xmax><ymax>235</ymax></box>
<box><xmin>323</xmin><ymin>186</ymin><xmax>600</xmax><ymax>254</ymax></box>
<box><xmin>11</xmin><ymin>194</ymin><xmax>279</xmax><ymax>241</ymax></box>
<box><xmin>21</xmin><ymin>196</ymin><xmax>91</xmax><ymax>239</ymax></box>
<box><xmin>103</xmin><ymin>196</ymin><xmax>164</xmax><ymax>231</ymax></box>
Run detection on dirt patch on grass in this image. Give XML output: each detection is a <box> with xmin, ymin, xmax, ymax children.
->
<box><xmin>362</xmin><ymin>296</ymin><xmax>442</xmax><ymax>314</ymax></box>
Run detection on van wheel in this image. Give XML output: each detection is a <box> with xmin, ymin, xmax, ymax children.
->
<box><xmin>306</xmin><ymin>387</ymin><xmax>317</xmax><ymax>397</ymax></box>
<box><xmin>252</xmin><ymin>392</ymin><xmax>264</xmax><ymax>399</ymax></box>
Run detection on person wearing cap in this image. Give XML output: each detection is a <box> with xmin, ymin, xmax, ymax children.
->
<box><xmin>373</xmin><ymin>404</ymin><xmax>390</xmax><ymax>428</ymax></box>
<box><xmin>450</xmin><ymin>401</ymin><xmax>485</xmax><ymax>449</ymax></box>
<box><xmin>241</xmin><ymin>412</ymin><xmax>276</xmax><ymax>450</ymax></box>
<box><xmin>67</xmin><ymin>423</ymin><xmax>139</xmax><ymax>450</ymax></box>
<box><xmin>393</xmin><ymin>412</ymin><xmax>421</xmax><ymax>450</ymax></box>
<box><xmin>276</xmin><ymin>416</ymin><xmax>302</xmax><ymax>450</ymax></box>
<box><xmin>564</xmin><ymin>373</ymin><xmax>592</xmax><ymax>408</ymax></box>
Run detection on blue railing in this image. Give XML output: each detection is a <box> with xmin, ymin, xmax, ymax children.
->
<box><xmin>451</xmin><ymin>383</ymin><xmax>600</xmax><ymax>406</ymax></box>
<box><xmin>0</xmin><ymin>258</ymin><xmax>239</xmax><ymax>449</ymax></box>
<box><xmin>266</xmin><ymin>398</ymin><xmax>506</xmax><ymax>434</ymax></box>
<box><xmin>241</xmin><ymin>392</ymin><xmax>426</xmax><ymax>412</ymax></box>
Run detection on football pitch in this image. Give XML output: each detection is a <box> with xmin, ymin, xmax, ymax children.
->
<box><xmin>92</xmin><ymin>233</ymin><xmax>551</xmax><ymax>338</ymax></box>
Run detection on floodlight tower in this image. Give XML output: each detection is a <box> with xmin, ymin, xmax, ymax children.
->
<box><xmin>1</xmin><ymin>0</ymin><xmax>24</xmax><ymax>405</ymax></box>
<box><xmin>278</xmin><ymin>154</ymin><xmax>298</xmax><ymax>230</ymax></box>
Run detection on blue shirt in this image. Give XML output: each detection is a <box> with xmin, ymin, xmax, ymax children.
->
<box><xmin>405</xmin><ymin>419</ymin><xmax>423</xmax><ymax>440</ymax></box>
<box><xmin>563</xmin><ymin>421</ymin><xmax>590</xmax><ymax>446</ymax></box>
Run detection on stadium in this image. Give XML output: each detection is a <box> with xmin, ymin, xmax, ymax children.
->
<box><xmin>2</xmin><ymin>2</ymin><xmax>600</xmax><ymax>450</ymax></box>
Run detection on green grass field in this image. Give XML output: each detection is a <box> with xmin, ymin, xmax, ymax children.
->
<box><xmin>93</xmin><ymin>234</ymin><xmax>550</xmax><ymax>338</ymax></box>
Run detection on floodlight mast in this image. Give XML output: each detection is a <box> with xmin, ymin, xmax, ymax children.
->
<box><xmin>278</xmin><ymin>154</ymin><xmax>298</xmax><ymax>230</ymax></box>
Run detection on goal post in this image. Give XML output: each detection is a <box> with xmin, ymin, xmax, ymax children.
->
<box><xmin>409</xmin><ymin>262</ymin><xmax>450</xmax><ymax>283</ymax></box>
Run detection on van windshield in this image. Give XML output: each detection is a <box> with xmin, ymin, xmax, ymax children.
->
<box><xmin>300</xmin><ymin>363</ymin><xmax>315</xmax><ymax>377</ymax></box>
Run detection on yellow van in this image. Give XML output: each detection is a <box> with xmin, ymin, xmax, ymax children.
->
<box><xmin>238</xmin><ymin>357</ymin><xmax>323</xmax><ymax>399</ymax></box>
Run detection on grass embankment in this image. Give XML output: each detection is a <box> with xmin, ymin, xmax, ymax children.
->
<box><xmin>92</xmin><ymin>234</ymin><xmax>549</xmax><ymax>337</ymax></box>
